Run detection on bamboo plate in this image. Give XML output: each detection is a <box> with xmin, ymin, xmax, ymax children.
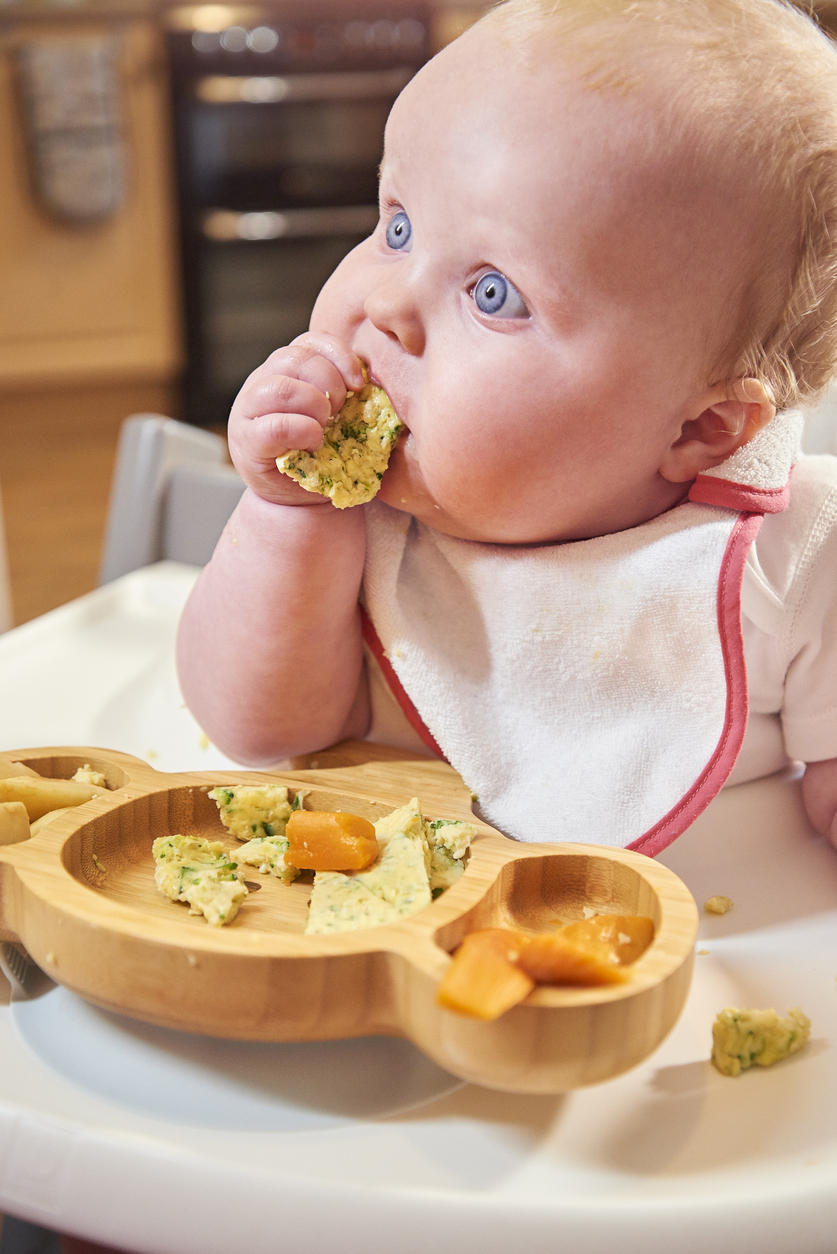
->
<box><xmin>0</xmin><ymin>742</ymin><xmax>699</xmax><ymax>1094</ymax></box>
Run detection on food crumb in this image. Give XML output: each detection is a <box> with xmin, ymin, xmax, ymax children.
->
<box><xmin>91</xmin><ymin>853</ymin><xmax>106</xmax><ymax>881</ymax></box>
<box><xmin>187</xmin><ymin>954</ymin><xmax>198</xmax><ymax>967</ymax></box>
<box><xmin>711</xmin><ymin>1006</ymin><xmax>811</xmax><ymax>1076</ymax></box>
<box><xmin>198</xmin><ymin>732</ymin><xmax>210</xmax><ymax>750</ymax></box>
<box><xmin>45</xmin><ymin>952</ymin><xmax>56</xmax><ymax>965</ymax></box>
<box><xmin>146</xmin><ymin>750</ymin><xmax>158</xmax><ymax>762</ymax></box>
<box><xmin>582</xmin><ymin>906</ymin><xmax>598</xmax><ymax>919</ymax></box>
<box><xmin>697</xmin><ymin>947</ymin><xmax>710</xmax><ymax>955</ymax></box>
<box><xmin>704</xmin><ymin>895</ymin><xmax>734</xmax><ymax>915</ymax></box>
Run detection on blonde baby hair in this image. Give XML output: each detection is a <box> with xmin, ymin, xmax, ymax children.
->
<box><xmin>480</xmin><ymin>0</ymin><xmax>837</xmax><ymax>410</ymax></box>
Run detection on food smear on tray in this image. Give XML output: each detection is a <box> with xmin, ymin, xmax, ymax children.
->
<box><xmin>153</xmin><ymin>833</ymin><xmax>247</xmax><ymax>927</ymax></box>
<box><xmin>275</xmin><ymin>373</ymin><xmax>402</xmax><ymax>509</ymax></box>
<box><xmin>437</xmin><ymin>914</ymin><xmax>655</xmax><ymax>1020</ymax></box>
<box><xmin>304</xmin><ymin>798</ymin><xmax>475</xmax><ymax>935</ymax></box>
<box><xmin>711</xmin><ymin>1006</ymin><xmax>811</xmax><ymax>1076</ymax></box>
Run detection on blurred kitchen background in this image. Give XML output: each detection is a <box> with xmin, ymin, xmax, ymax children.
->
<box><xmin>0</xmin><ymin>0</ymin><xmax>836</xmax><ymax>629</ymax></box>
<box><xmin>0</xmin><ymin>0</ymin><xmax>487</xmax><ymax>627</ymax></box>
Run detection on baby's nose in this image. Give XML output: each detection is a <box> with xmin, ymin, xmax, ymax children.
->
<box><xmin>364</xmin><ymin>273</ymin><xmax>425</xmax><ymax>356</ymax></box>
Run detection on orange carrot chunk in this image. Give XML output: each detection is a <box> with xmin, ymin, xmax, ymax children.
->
<box><xmin>561</xmin><ymin>914</ymin><xmax>654</xmax><ymax>965</ymax></box>
<box><xmin>517</xmin><ymin>932</ymin><xmax>626</xmax><ymax>986</ymax></box>
<box><xmin>285</xmin><ymin>810</ymin><xmax>378</xmax><ymax>871</ymax></box>
<box><xmin>436</xmin><ymin>928</ymin><xmax>535</xmax><ymax>1020</ymax></box>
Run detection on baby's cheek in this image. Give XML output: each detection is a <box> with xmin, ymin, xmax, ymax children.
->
<box><xmin>310</xmin><ymin>241</ymin><xmax>374</xmax><ymax>335</ymax></box>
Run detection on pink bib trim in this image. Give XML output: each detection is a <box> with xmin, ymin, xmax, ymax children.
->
<box><xmin>689</xmin><ymin>474</ymin><xmax>790</xmax><ymax>514</ymax></box>
<box><xmin>626</xmin><ymin>511</ymin><xmax>762</xmax><ymax>856</ymax></box>
<box><xmin>361</xmin><ymin>605</ymin><xmax>447</xmax><ymax>761</ymax></box>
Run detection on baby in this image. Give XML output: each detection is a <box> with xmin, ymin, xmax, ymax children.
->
<box><xmin>178</xmin><ymin>0</ymin><xmax>837</xmax><ymax>854</ymax></box>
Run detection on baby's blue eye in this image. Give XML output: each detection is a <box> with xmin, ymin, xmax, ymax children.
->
<box><xmin>473</xmin><ymin>271</ymin><xmax>528</xmax><ymax>319</ymax></box>
<box><xmin>385</xmin><ymin>211</ymin><xmax>412</xmax><ymax>251</ymax></box>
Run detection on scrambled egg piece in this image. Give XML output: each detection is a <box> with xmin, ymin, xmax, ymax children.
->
<box><xmin>704</xmin><ymin>895</ymin><xmax>734</xmax><ymax>915</ymax></box>
<box><xmin>234</xmin><ymin>835</ymin><xmax>297</xmax><ymax>884</ymax></box>
<box><xmin>373</xmin><ymin>797</ymin><xmax>427</xmax><ymax>846</ymax></box>
<box><xmin>209</xmin><ymin>784</ymin><xmax>302</xmax><ymax>883</ymax></box>
<box><xmin>304</xmin><ymin>872</ymin><xmax>407</xmax><ymax>933</ymax></box>
<box><xmin>276</xmin><ymin>380</ymin><xmax>402</xmax><ymax>509</ymax></box>
<box><xmin>305</xmin><ymin>797</ymin><xmax>475</xmax><ymax>935</ymax></box>
<box><xmin>72</xmin><ymin>764</ymin><xmax>107</xmax><ymax>787</ymax></box>
<box><xmin>711</xmin><ymin>1006</ymin><xmax>811</xmax><ymax>1076</ymax></box>
<box><xmin>428</xmin><ymin>819</ymin><xmax>472</xmax><ymax>895</ymax></box>
<box><xmin>153</xmin><ymin>833</ymin><xmax>247</xmax><ymax>927</ymax></box>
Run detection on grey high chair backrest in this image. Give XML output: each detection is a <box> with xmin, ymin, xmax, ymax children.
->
<box><xmin>99</xmin><ymin>414</ymin><xmax>246</xmax><ymax>584</ymax></box>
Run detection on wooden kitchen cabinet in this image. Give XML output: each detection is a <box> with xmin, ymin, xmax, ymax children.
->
<box><xmin>0</xmin><ymin>16</ymin><xmax>182</xmax><ymax>388</ymax></box>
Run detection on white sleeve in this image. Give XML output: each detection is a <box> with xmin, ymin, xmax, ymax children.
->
<box><xmin>779</xmin><ymin>480</ymin><xmax>837</xmax><ymax>762</ymax></box>
<box><xmin>748</xmin><ymin>455</ymin><xmax>837</xmax><ymax>764</ymax></box>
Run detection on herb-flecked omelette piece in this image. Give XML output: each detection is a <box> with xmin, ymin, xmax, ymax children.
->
<box><xmin>275</xmin><ymin>378</ymin><xmax>402</xmax><ymax>509</ymax></box>
<box><xmin>711</xmin><ymin>1006</ymin><xmax>811</xmax><ymax>1076</ymax></box>
<box><xmin>152</xmin><ymin>833</ymin><xmax>247</xmax><ymax>927</ymax></box>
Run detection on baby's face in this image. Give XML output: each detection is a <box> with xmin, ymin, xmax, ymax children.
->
<box><xmin>312</xmin><ymin>22</ymin><xmax>759</xmax><ymax>544</ymax></box>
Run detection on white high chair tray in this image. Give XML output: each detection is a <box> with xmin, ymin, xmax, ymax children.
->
<box><xmin>0</xmin><ymin>561</ymin><xmax>835</xmax><ymax>1254</ymax></box>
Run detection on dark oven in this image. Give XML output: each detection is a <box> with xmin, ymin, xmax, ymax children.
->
<box><xmin>168</xmin><ymin>4</ymin><xmax>430</xmax><ymax>424</ymax></box>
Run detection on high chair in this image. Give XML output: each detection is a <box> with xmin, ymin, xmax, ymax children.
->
<box><xmin>98</xmin><ymin>414</ymin><xmax>245</xmax><ymax>584</ymax></box>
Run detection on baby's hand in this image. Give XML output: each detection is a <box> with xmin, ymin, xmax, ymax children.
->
<box><xmin>228</xmin><ymin>333</ymin><xmax>365</xmax><ymax>505</ymax></box>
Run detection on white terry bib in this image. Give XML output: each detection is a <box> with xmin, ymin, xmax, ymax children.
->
<box><xmin>362</xmin><ymin>411</ymin><xmax>802</xmax><ymax>854</ymax></box>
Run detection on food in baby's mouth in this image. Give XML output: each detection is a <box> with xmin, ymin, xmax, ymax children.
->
<box><xmin>285</xmin><ymin>810</ymin><xmax>378</xmax><ymax>871</ymax></box>
<box><xmin>437</xmin><ymin>914</ymin><xmax>655</xmax><ymax>1020</ymax></box>
<box><xmin>704</xmin><ymin>895</ymin><xmax>734</xmax><ymax>915</ymax></box>
<box><xmin>153</xmin><ymin>833</ymin><xmax>247</xmax><ymax>927</ymax></box>
<box><xmin>304</xmin><ymin>798</ymin><xmax>475</xmax><ymax>934</ymax></box>
<box><xmin>711</xmin><ymin>1006</ymin><xmax>811</xmax><ymax>1076</ymax></box>
<box><xmin>276</xmin><ymin>376</ymin><xmax>402</xmax><ymax>509</ymax></box>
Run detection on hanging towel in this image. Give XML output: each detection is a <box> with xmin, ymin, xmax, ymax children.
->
<box><xmin>17</xmin><ymin>36</ymin><xmax>126</xmax><ymax>223</ymax></box>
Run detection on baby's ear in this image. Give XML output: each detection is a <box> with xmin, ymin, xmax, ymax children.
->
<box><xmin>659</xmin><ymin>378</ymin><xmax>775</xmax><ymax>484</ymax></box>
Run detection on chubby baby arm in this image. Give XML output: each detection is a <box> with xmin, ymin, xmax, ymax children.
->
<box><xmin>802</xmin><ymin>757</ymin><xmax>837</xmax><ymax>849</ymax></box>
<box><xmin>176</xmin><ymin>336</ymin><xmax>370</xmax><ymax>765</ymax></box>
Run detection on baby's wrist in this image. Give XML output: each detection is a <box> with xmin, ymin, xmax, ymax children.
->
<box><xmin>238</xmin><ymin>483</ymin><xmax>361</xmax><ymax>539</ymax></box>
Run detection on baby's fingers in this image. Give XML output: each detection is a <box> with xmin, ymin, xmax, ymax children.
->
<box><xmin>235</xmin><ymin>372</ymin><xmax>333</xmax><ymax>428</ymax></box>
<box><xmin>289</xmin><ymin>332</ymin><xmax>366</xmax><ymax>396</ymax></box>
<box><xmin>231</xmin><ymin>410</ymin><xmax>325</xmax><ymax>469</ymax></box>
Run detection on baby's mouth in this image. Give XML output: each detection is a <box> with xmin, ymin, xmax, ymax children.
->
<box><xmin>366</xmin><ymin>366</ymin><xmax>409</xmax><ymax>431</ymax></box>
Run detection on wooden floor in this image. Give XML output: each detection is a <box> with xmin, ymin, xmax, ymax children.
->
<box><xmin>0</xmin><ymin>380</ymin><xmax>181</xmax><ymax>625</ymax></box>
